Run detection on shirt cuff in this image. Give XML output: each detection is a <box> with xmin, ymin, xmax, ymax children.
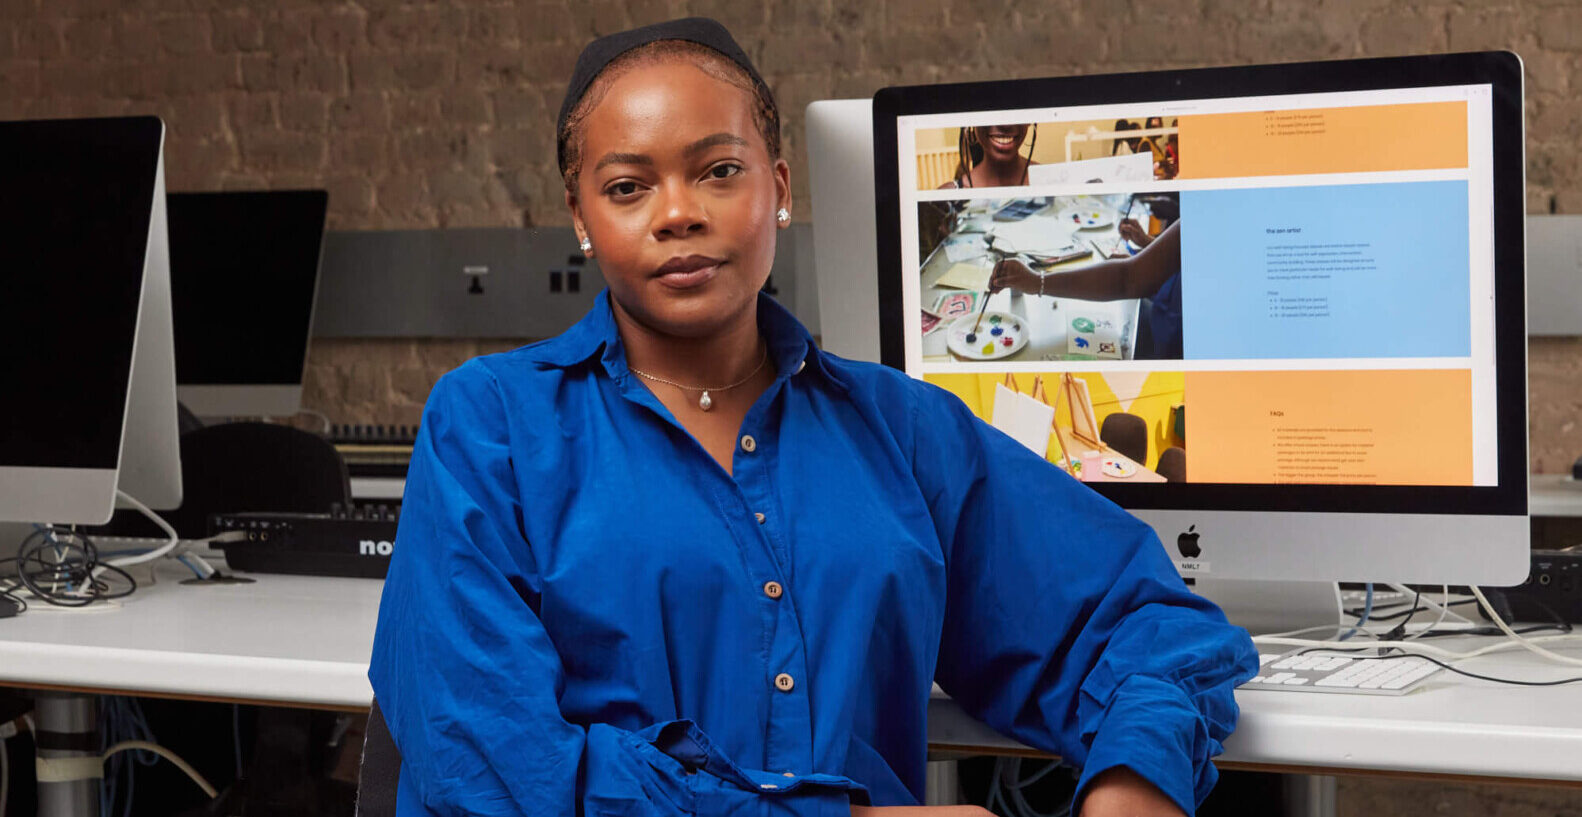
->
<box><xmin>1072</xmin><ymin>674</ymin><xmax>1216</xmax><ymax>816</ymax></box>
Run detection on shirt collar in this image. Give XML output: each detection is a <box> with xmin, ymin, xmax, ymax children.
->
<box><xmin>525</xmin><ymin>289</ymin><xmax>848</xmax><ymax>393</ymax></box>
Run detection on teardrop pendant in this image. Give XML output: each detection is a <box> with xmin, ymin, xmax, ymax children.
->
<box><xmin>698</xmin><ymin>390</ymin><xmax>713</xmax><ymax>411</ymax></box>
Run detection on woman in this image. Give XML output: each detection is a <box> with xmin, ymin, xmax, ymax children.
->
<box><xmin>941</xmin><ymin>123</ymin><xmax>1038</xmax><ymax>188</ymax></box>
<box><xmin>370</xmin><ymin>18</ymin><xmax>1253</xmax><ymax>817</ymax></box>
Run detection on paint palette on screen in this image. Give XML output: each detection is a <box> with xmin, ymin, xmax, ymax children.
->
<box><xmin>946</xmin><ymin>312</ymin><xmax>1028</xmax><ymax>361</ymax></box>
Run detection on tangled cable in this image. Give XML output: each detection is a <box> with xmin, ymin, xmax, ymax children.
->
<box><xmin>0</xmin><ymin>526</ymin><xmax>136</xmax><ymax>608</ymax></box>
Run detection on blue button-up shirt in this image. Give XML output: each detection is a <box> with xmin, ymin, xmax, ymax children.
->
<box><xmin>369</xmin><ymin>290</ymin><xmax>1256</xmax><ymax>817</ymax></box>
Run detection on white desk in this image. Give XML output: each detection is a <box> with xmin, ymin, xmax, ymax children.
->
<box><xmin>931</xmin><ymin>645</ymin><xmax>1582</xmax><ymax>785</ymax></box>
<box><xmin>5</xmin><ymin>559</ymin><xmax>1582</xmax><ymax>789</ymax></box>
<box><xmin>0</xmin><ymin>559</ymin><xmax>377</xmax><ymax>711</ymax></box>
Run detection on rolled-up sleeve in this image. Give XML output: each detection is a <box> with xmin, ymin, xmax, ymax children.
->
<box><xmin>912</xmin><ymin>382</ymin><xmax>1257</xmax><ymax>815</ymax></box>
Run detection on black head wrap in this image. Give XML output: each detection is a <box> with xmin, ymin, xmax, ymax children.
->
<box><xmin>555</xmin><ymin>17</ymin><xmax>775</xmax><ymax>177</ymax></box>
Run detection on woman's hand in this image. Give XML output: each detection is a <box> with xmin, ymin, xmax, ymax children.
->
<box><xmin>1078</xmin><ymin>768</ymin><xmax>1184</xmax><ymax>817</ymax></box>
<box><xmin>989</xmin><ymin>258</ymin><xmax>1041</xmax><ymax>295</ymax></box>
<box><xmin>851</xmin><ymin>807</ymin><xmax>993</xmax><ymax>816</ymax></box>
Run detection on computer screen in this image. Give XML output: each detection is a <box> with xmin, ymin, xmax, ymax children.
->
<box><xmin>169</xmin><ymin>189</ymin><xmax>328</xmax><ymax>418</ymax></box>
<box><xmin>873</xmin><ymin>53</ymin><xmax>1528</xmax><ymax>583</ymax></box>
<box><xmin>0</xmin><ymin>116</ymin><xmax>182</xmax><ymax>523</ymax></box>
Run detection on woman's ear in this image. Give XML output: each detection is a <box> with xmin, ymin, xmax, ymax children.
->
<box><xmin>566</xmin><ymin>188</ymin><xmax>592</xmax><ymax>255</ymax></box>
<box><xmin>773</xmin><ymin>158</ymin><xmax>792</xmax><ymax>228</ymax></box>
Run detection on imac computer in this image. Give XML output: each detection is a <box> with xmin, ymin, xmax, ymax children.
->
<box><xmin>168</xmin><ymin>189</ymin><xmax>328</xmax><ymax>419</ymax></box>
<box><xmin>0</xmin><ymin>116</ymin><xmax>183</xmax><ymax>524</ymax></box>
<box><xmin>871</xmin><ymin>52</ymin><xmax>1528</xmax><ymax>586</ymax></box>
<box><xmin>807</xmin><ymin>99</ymin><xmax>882</xmax><ymax>363</ymax></box>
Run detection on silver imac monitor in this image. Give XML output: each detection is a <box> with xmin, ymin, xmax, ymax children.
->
<box><xmin>169</xmin><ymin>189</ymin><xmax>328</xmax><ymax>419</ymax></box>
<box><xmin>872</xmin><ymin>52</ymin><xmax>1529</xmax><ymax>585</ymax></box>
<box><xmin>807</xmin><ymin>99</ymin><xmax>881</xmax><ymax>363</ymax></box>
<box><xmin>0</xmin><ymin>116</ymin><xmax>183</xmax><ymax>524</ymax></box>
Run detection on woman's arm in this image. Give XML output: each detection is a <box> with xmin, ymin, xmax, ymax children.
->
<box><xmin>907</xmin><ymin>381</ymin><xmax>1257</xmax><ymax>816</ymax></box>
<box><xmin>989</xmin><ymin>220</ymin><xmax>1180</xmax><ymax>302</ymax></box>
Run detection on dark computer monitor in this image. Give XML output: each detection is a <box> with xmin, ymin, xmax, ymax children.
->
<box><xmin>168</xmin><ymin>189</ymin><xmax>328</xmax><ymax>418</ymax></box>
<box><xmin>872</xmin><ymin>52</ymin><xmax>1528</xmax><ymax>585</ymax></box>
<box><xmin>0</xmin><ymin>116</ymin><xmax>183</xmax><ymax>523</ymax></box>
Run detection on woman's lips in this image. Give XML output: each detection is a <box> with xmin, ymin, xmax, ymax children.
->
<box><xmin>653</xmin><ymin>255</ymin><xmax>723</xmax><ymax>289</ymax></box>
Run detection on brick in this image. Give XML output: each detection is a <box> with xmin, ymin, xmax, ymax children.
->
<box><xmin>261</xmin><ymin>13</ymin><xmax>314</xmax><ymax>55</ymax></box>
<box><xmin>521</xmin><ymin>39</ymin><xmax>581</xmax><ymax>82</ymax></box>
<box><xmin>123</xmin><ymin>55</ymin><xmax>241</xmax><ymax>99</ymax></box>
<box><xmin>164</xmin><ymin>94</ymin><xmax>227</xmax><ymax>139</ymax></box>
<box><xmin>1448</xmin><ymin>9</ymin><xmax>1525</xmax><ymax>53</ymax></box>
<box><xmin>279</xmin><ymin>92</ymin><xmax>329</xmax><ymax>131</ymax></box>
<box><xmin>165</xmin><ymin>137</ymin><xmax>237</xmax><ymax>189</ymax></box>
<box><xmin>240</xmin><ymin>53</ymin><xmax>347</xmax><ymax>93</ymax></box>
<box><xmin>367</xmin><ymin>5</ymin><xmax>468</xmax><ymax>49</ymax></box>
<box><xmin>389</xmin><ymin>367</ymin><xmax>436</xmax><ymax>405</ymax></box>
<box><xmin>466</xmin><ymin>4</ymin><xmax>521</xmax><ymax>45</ymax></box>
<box><xmin>376</xmin><ymin>172</ymin><xmax>428</xmax><ymax>214</ymax></box>
<box><xmin>456</xmin><ymin>45</ymin><xmax>529</xmax><ymax>88</ymax></box>
<box><xmin>1537</xmin><ymin>8</ymin><xmax>1582</xmax><ymax>51</ymax></box>
<box><xmin>1359</xmin><ymin>10</ymin><xmax>1449</xmax><ymax>56</ymax></box>
<box><xmin>61</xmin><ymin>18</ymin><xmax>113</xmax><ymax>60</ymax></box>
<box><xmin>226</xmin><ymin>94</ymin><xmax>277</xmax><ymax>132</ymax></box>
<box><xmin>769</xmin><ymin>0</ymin><xmax>832</xmax><ymax>31</ymax></box>
<box><xmin>16</xmin><ymin>20</ymin><xmax>62</xmax><ymax>60</ymax></box>
<box><xmin>1530</xmin><ymin>97</ymin><xmax>1582</xmax><ymax>142</ymax></box>
<box><xmin>491</xmin><ymin>86</ymin><xmax>546</xmax><ymax>127</ymax></box>
<box><xmin>566</xmin><ymin>1</ymin><xmax>632</xmax><ymax>38</ymax></box>
<box><xmin>238</xmin><ymin>130</ymin><xmax>327</xmax><ymax>173</ymax></box>
<box><xmin>491</xmin><ymin>125</ymin><xmax>554</xmax><ymax>171</ymax></box>
<box><xmin>1236</xmin><ymin>18</ymin><xmax>1349</xmax><ymax>63</ymax></box>
<box><xmin>329</xmin><ymin>91</ymin><xmax>390</xmax><ymax>131</ymax></box>
<box><xmin>157</xmin><ymin>15</ymin><xmax>210</xmax><ymax>56</ymax></box>
<box><xmin>357</xmin><ymin>50</ymin><xmax>455</xmax><ymax>92</ymax></box>
<box><xmin>758</xmin><ymin>27</ymin><xmax>860</xmax><ymax>75</ymax></box>
<box><xmin>439</xmin><ymin>88</ymin><xmax>491</xmax><ymax>125</ymax></box>
<box><xmin>396</xmin><ymin>127</ymin><xmax>492</xmax><ymax>172</ymax></box>
<box><xmin>675</xmin><ymin>0</ymin><xmax>768</xmax><ymax>33</ymax></box>
<box><xmin>311</xmin><ymin>8</ymin><xmax>365</xmax><ymax>52</ymax></box>
<box><xmin>430</xmin><ymin>168</ymin><xmax>480</xmax><ymax>207</ymax></box>
<box><xmin>329</xmin><ymin>132</ymin><xmax>391</xmax><ymax>169</ymax></box>
<box><xmin>325</xmin><ymin>173</ymin><xmax>375</xmax><ymax>215</ymax></box>
<box><xmin>388</xmin><ymin>92</ymin><xmax>441</xmax><ymax>125</ymax></box>
<box><xmin>519</xmin><ymin>2</ymin><xmax>578</xmax><ymax>43</ymax></box>
<box><xmin>211</xmin><ymin>11</ymin><xmax>264</xmax><ymax>53</ymax></box>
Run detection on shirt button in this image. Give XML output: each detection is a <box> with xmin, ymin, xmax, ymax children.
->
<box><xmin>740</xmin><ymin>435</ymin><xmax>757</xmax><ymax>453</ymax></box>
<box><xmin>763</xmin><ymin>581</ymin><xmax>783</xmax><ymax>599</ymax></box>
<box><xmin>774</xmin><ymin>672</ymin><xmax>795</xmax><ymax>692</ymax></box>
<box><xmin>754</xmin><ymin>512</ymin><xmax>766</xmax><ymax>524</ymax></box>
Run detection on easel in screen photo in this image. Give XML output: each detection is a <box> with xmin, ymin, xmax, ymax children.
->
<box><xmin>1047</xmin><ymin>372</ymin><xmax>1103</xmax><ymax>477</ymax></box>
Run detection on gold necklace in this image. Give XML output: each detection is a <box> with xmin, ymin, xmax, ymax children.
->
<box><xmin>628</xmin><ymin>344</ymin><xmax>769</xmax><ymax>411</ymax></box>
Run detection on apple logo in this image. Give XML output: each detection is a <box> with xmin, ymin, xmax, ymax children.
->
<box><xmin>1177</xmin><ymin>525</ymin><xmax>1202</xmax><ymax>559</ymax></box>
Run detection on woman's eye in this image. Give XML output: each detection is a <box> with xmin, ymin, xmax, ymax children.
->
<box><xmin>707</xmin><ymin>164</ymin><xmax>743</xmax><ymax>180</ymax></box>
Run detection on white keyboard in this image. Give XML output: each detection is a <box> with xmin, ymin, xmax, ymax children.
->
<box><xmin>1241</xmin><ymin>650</ymin><xmax>1444</xmax><ymax>695</ymax></box>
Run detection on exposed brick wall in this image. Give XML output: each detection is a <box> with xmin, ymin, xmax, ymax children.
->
<box><xmin>5</xmin><ymin>0</ymin><xmax>1580</xmax><ymax>445</ymax></box>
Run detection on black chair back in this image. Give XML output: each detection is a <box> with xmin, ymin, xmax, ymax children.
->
<box><xmin>1156</xmin><ymin>446</ymin><xmax>1187</xmax><ymax>483</ymax></box>
<box><xmin>356</xmin><ymin>699</ymin><xmax>402</xmax><ymax>817</ymax></box>
<box><xmin>1099</xmin><ymin>412</ymin><xmax>1149</xmax><ymax>467</ymax></box>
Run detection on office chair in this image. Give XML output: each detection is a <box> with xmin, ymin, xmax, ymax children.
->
<box><xmin>89</xmin><ymin>421</ymin><xmax>351</xmax><ymax>539</ymax></box>
<box><xmin>1099</xmin><ymin>412</ymin><xmax>1149</xmax><ymax>466</ymax></box>
<box><xmin>165</xmin><ymin>421</ymin><xmax>352</xmax><ymax>537</ymax></box>
<box><xmin>356</xmin><ymin>699</ymin><xmax>401</xmax><ymax>817</ymax></box>
<box><xmin>1156</xmin><ymin>446</ymin><xmax>1186</xmax><ymax>482</ymax></box>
